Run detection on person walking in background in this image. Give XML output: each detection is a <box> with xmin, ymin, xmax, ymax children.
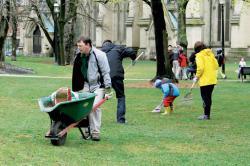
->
<box><xmin>72</xmin><ymin>36</ymin><xmax>112</xmax><ymax>141</ymax></box>
<box><xmin>215</xmin><ymin>48</ymin><xmax>226</xmax><ymax>79</ymax></box>
<box><xmin>178</xmin><ymin>49</ymin><xmax>188</xmax><ymax>80</ymax></box>
<box><xmin>238</xmin><ymin>57</ymin><xmax>247</xmax><ymax>79</ymax></box>
<box><xmin>168</xmin><ymin>45</ymin><xmax>174</xmax><ymax>66</ymax></box>
<box><xmin>101</xmin><ymin>40</ymin><xmax>136</xmax><ymax>124</ymax></box>
<box><xmin>186</xmin><ymin>52</ymin><xmax>196</xmax><ymax>80</ymax></box>
<box><xmin>172</xmin><ymin>46</ymin><xmax>181</xmax><ymax>79</ymax></box>
<box><xmin>193</xmin><ymin>41</ymin><xmax>218</xmax><ymax>120</ymax></box>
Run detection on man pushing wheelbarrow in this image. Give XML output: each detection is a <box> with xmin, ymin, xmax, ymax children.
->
<box><xmin>39</xmin><ymin>36</ymin><xmax>112</xmax><ymax>145</ymax></box>
<box><xmin>72</xmin><ymin>36</ymin><xmax>112</xmax><ymax>141</ymax></box>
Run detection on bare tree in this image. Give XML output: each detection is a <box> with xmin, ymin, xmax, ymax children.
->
<box><xmin>64</xmin><ymin>0</ymin><xmax>78</xmax><ymax>65</ymax></box>
<box><xmin>102</xmin><ymin>0</ymin><xmax>174</xmax><ymax>79</ymax></box>
<box><xmin>10</xmin><ymin>0</ymin><xmax>18</xmax><ymax>61</ymax></box>
<box><xmin>0</xmin><ymin>0</ymin><xmax>10</xmax><ymax>66</ymax></box>
<box><xmin>176</xmin><ymin>0</ymin><xmax>189</xmax><ymax>52</ymax></box>
<box><xmin>29</xmin><ymin>0</ymin><xmax>78</xmax><ymax>65</ymax></box>
<box><xmin>144</xmin><ymin>0</ymin><xmax>174</xmax><ymax>80</ymax></box>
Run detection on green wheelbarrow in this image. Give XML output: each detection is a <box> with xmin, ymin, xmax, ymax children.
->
<box><xmin>38</xmin><ymin>92</ymin><xmax>108</xmax><ymax>146</ymax></box>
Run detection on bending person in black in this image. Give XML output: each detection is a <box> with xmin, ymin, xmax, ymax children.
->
<box><xmin>101</xmin><ymin>40</ymin><xmax>136</xmax><ymax>124</ymax></box>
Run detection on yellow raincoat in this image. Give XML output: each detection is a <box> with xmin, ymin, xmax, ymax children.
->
<box><xmin>195</xmin><ymin>49</ymin><xmax>219</xmax><ymax>86</ymax></box>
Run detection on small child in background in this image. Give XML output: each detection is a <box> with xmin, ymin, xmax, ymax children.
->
<box><xmin>238</xmin><ymin>57</ymin><xmax>247</xmax><ymax>79</ymax></box>
<box><xmin>178</xmin><ymin>49</ymin><xmax>188</xmax><ymax>80</ymax></box>
<box><xmin>153</xmin><ymin>78</ymin><xmax>180</xmax><ymax>115</ymax></box>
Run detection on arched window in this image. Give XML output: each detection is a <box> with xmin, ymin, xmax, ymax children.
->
<box><xmin>114</xmin><ymin>3</ymin><xmax>127</xmax><ymax>44</ymax></box>
<box><xmin>33</xmin><ymin>26</ymin><xmax>41</xmax><ymax>54</ymax></box>
<box><xmin>84</xmin><ymin>2</ymin><xmax>91</xmax><ymax>37</ymax></box>
<box><xmin>114</xmin><ymin>4</ymin><xmax>120</xmax><ymax>43</ymax></box>
<box><xmin>217</xmin><ymin>1</ymin><xmax>230</xmax><ymax>42</ymax></box>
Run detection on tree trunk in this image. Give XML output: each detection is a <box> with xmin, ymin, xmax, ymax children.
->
<box><xmin>163</xmin><ymin>30</ymin><xmax>174</xmax><ymax>79</ymax></box>
<box><xmin>177</xmin><ymin>0</ymin><xmax>189</xmax><ymax>53</ymax></box>
<box><xmin>0</xmin><ymin>0</ymin><xmax>10</xmax><ymax>64</ymax></box>
<box><xmin>54</xmin><ymin>18</ymin><xmax>60</xmax><ymax>63</ymax></box>
<box><xmin>11</xmin><ymin>8</ymin><xmax>18</xmax><ymax>61</ymax></box>
<box><xmin>0</xmin><ymin>17</ymin><xmax>8</xmax><ymax>63</ymax></box>
<box><xmin>57</xmin><ymin>0</ymin><xmax>66</xmax><ymax>66</ymax></box>
<box><xmin>58</xmin><ymin>23</ymin><xmax>65</xmax><ymax>65</ymax></box>
<box><xmin>151</xmin><ymin>0</ymin><xmax>174</xmax><ymax>79</ymax></box>
<box><xmin>65</xmin><ymin>17</ymin><xmax>76</xmax><ymax>65</ymax></box>
<box><xmin>65</xmin><ymin>0</ymin><xmax>77</xmax><ymax>65</ymax></box>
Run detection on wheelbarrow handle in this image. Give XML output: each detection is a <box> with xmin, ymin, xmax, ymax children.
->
<box><xmin>57</xmin><ymin>96</ymin><xmax>109</xmax><ymax>138</ymax></box>
<box><xmin>92</xmin><ymin>96</ymin><xmax>109</xmax><ymax>112</ymax></box>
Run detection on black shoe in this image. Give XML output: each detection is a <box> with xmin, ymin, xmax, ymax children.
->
<box><xmin>117</xmin><ymin>120</ymin><xmax>127</xmax><ymax>124</ymax></box>
<box><xmin>91</xmin><ymin>133</ymin><xmax>100</xmax><ymax>141</ymax></box>
<box><xmin>198</xmin><ymin>115</ymin><xmax>210</xmax><ymax>120</ymax></box>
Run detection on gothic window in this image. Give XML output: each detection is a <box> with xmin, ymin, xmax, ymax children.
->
<box><xmin>33</xmin><ymin>26</ymin><xmax>41</xmax><ymax>54</ymax></box>
<box><xmin>92</xmin><ymin>4</ymin><xmax>98</xmax><ymax>43</ymax></box>
<box><xmin>16</xmin><ymin>0</ymin><xmax>22</xmax><ymax>5</ymax></box>
<box><xmin>217</xmin><ymin>1</ymin><xmax>230</xmax><ymax>42</ymax></box>
<box><xmin>114</xmin><ymin>4</ymin><xmax>120</xmax><ymax>43</ymax></box>
<box><xmin>114</xmin><ymin>3</ymin><xmax>126</xmax><ymax>44</ymax></box>
<box><xmin>84</xmin><ymin>2</ymin><xmax>91</xmax><ymax>37</ymax></box>
<box><xmin>225</xmin><ymin>1</ymin><xmax>230</xmax><ymax>41</ymax></box>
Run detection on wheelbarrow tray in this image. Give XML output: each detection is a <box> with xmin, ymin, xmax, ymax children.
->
<box><xmin>38</xmin><ymin>92</ymin><xmax>96</xmax><ymax>123</ymax></box>
<box><xmin>38</xmin><ymin>92</ymin><xmax>98</xmax><ymax>145</ymax></box>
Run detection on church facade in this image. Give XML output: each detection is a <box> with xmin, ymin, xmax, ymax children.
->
<box><xmin>6</xmin><ymin>0</ymin><xmax>250</xmax><ymax>58</ymax></box>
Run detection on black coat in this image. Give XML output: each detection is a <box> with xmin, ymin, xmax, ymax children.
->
<box><xmin>101</xmin><ymin>43</ymin><xmax>136</xmax><ymax>79</ymax></box>
<box><xmin>72</xmin><ymin>52</ymin><xmax>85</xmax><ymax>92</ymax></box>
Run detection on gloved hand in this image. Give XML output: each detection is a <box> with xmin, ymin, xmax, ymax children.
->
<box><xmin>132</xmin><ymin>60</ymin><xmax>136</xmax><ymax>66</ymax></box>
<box><xmin>193</xmin><ymin>77</ymin><xmax>198</xmax><ymax>83</ymax></box>
<box><xmin>104</xmin><ymin>87</ymin><xmax>113</xmax><ymax>99</ymax></box>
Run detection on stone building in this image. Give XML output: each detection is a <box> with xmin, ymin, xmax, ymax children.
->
<box><xmin>5</xmin><ymin>0</ymin><xmax>250</xmax><ymax>58</ymax></box>
<box><xmin>4</xmin><ymin>0</ymin><xmax>53</xmax><ymax>56</ymax></box>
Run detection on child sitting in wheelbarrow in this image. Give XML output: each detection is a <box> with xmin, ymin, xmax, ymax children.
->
<box><xmin>152</xmin><ymin>78</ymin><xmax>180</xmax><ymax>115</ymax></box>
<box><xmin>45</xmin><ymin>87</ymin><xmax>79</xmax><ymax>136</ymax></box>
<box><xmin>50</xmin><ymin>87</ymin><xmax>79</xmax><ymax>105</ymax></box>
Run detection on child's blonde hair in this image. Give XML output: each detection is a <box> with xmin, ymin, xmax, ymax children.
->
<box><xmin>54</xmin><ymin>87</ymin><xmax>72</xmax><ymax>104</ymax></box>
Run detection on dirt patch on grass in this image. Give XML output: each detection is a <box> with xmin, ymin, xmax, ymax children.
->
<box><xmin>125</xmin><ymin>81</ymin><xmax>195</xmax><ymax>89</ymax></box>
<box><xmin>0</xmin><ymin>63</ymin><xmax>34</xmax><ymax>74</ymax></box>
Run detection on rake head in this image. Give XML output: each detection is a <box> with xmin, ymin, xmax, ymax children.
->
<box><xmin>184</xmin><ymin>91</ymin><xmax>192</xmax><ymax>100</ymax></box>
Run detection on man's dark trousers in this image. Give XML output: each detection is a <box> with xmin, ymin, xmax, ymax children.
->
<box><xmin>112</xmin><ymin>77</ymin><xmax>126</xmax><ymax>123</ymax></box>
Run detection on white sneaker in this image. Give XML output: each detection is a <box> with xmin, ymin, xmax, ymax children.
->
<box><xmin>151</xmin><ymin>108</ymin><xmax>161</xmax><ymax>113</ymax></box>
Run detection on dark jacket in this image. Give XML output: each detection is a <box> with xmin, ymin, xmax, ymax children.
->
<box><xmin>101</xmin><ymin>42</ymin><xmax>136</xmax><ymax>79</ymax></box>
<box><xmin>189</xmin><ymin>52</ymin><xmax>197</xmax><ymax>69</ymax></box>
<box><xmin>72</xmin><ymin>52</ymin><xmax>84</xmax><ymax>92</ymax></box>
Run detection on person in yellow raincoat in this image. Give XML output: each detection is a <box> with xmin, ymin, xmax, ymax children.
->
<box><xmin>193</xmin><ymin>41</ymin><xmax>219</xmax><ymax>120</ymax></box>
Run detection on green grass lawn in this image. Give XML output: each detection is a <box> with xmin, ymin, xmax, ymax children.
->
<box><xmin>0</xmin><ymin>56</ymin><xmax>250</xmax><ymax>165</ymax></box>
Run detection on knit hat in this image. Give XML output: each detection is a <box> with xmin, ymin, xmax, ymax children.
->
<box><xmin>154</xmin><ymin>79</ymin><xmax>162</xmax><ymax>88</ymax></box>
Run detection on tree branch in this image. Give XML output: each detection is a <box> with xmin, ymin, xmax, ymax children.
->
<box><xmin>142</xmin><ymin>0</ymin><xmax>151</xmax><ymax>6</ymax></box>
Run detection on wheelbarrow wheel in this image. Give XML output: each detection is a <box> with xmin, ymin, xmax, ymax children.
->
<box><xmin>50</xmin><ymin>121</ymin><xmax>67</xmax><ymax>146</ymax></box>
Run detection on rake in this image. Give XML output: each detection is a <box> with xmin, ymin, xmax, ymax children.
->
<box><xmin>183</xmin><ymin>82</ymin><xmax>196</xmax><ymax>100</ymax></box>
<box><xmin>124</xmin><ymin>52</ymin><xmax>144</xmax><ymax>72</ymax></box>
